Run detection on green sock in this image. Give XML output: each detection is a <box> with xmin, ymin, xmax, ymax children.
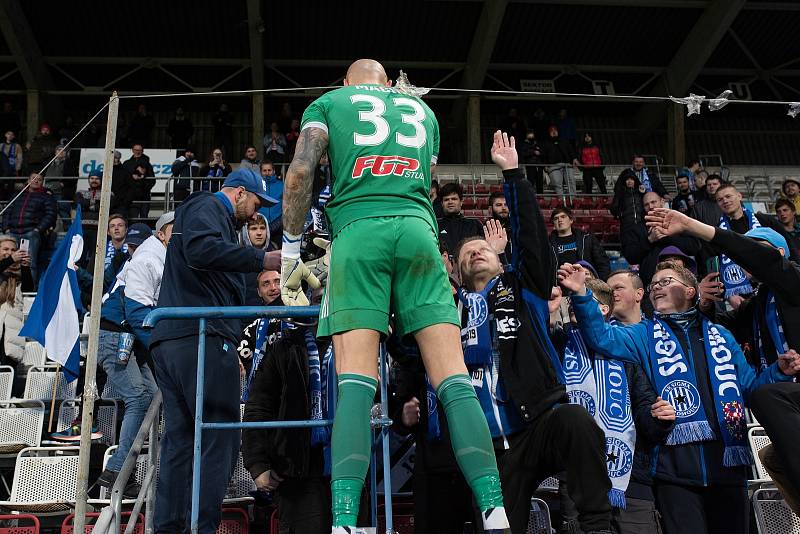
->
<box><xmin>330</xmin><ymin>373</ymin><xmax>378</xmax><ymax>527</ymax></box>
<box><xmin>437</xmin><ymin>374</ymin><xmax>505</xmax><ymax>512</ymax></box>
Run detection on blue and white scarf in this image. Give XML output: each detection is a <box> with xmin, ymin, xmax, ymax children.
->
<box><xmin>752</xmin><ymin>291</ymin><xmax>789</xmax><ymax>372</ymax></box>
<box><xmin>201</xmin><ymin>165</ymin><xmax>224</xmax><ymax>191</ymax></box>
<box><xmin>718</xmin><ymin>208</ymin><xmax>760</xmax><ymax>298</ymax></box>
<box><xmin>564</xmin><ymin>324</ymin><xmax>636</xmax><ymax>508</ymax></box>
<box><xmin>638</xmin><ymin>168</ymin><xmax>653</xmax><ymax>193</ymax></box>
<box><xmin>457</xmin><ymin>278</ymin><xmax>499</xmax><ymax>367</ymax></box>
<box><xmin>241</xmin><ymin>317</ymin><xmax>271</xmax><ymax>402</ymax></box>
<box><xmin>104</xmin><ymin>241</ymin><xmax>128</xmax><ymax>269</ymax></box>
<box><xmin>304</xmin><ymin>329</ymin><xmax>334</xmax><ymax>447</ymax></box>
<box><xmin>650</xmin><ymin>317</ymin><xmax>750</xmax><ymax>466</ymax></box>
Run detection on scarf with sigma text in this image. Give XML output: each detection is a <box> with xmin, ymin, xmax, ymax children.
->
<box><xmin>649</xmin><ymin>316</ymin><xmax>750</xmax><ymax>466</ymax></box>
<box><xmin>564</xmin><ymin>322</ymin><xmax>635</xmax><ymax>508</ymax></box>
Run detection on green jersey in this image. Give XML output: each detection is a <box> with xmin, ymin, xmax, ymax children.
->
<box><xmin>301</xmin><ymin>85</ymin><xmax>440</xmax><ymax>237</ymax></box>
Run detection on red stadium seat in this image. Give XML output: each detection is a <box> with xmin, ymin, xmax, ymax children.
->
<box><xmin>476</xmin><ymin>197</ymin><xmax>489</xmax><ymax>209</ymax></box>
<box><xmin>61</xmin><ymin>513</ymin><xmax>142</xmax><ymax>534</ymax></box>
<box><xmin>217</xmin><ymin>508</ymin><xmax>249</xmax><ymax>534</ymax></box>
<box><xmin>462</xmin><ymin>198</ymin><xmax>477</xmax><ymax>209</ymax></box>
<box><xmin>462</xmin><ymin>184</ymin><xmax>475</xmax><ymax>195</ymax></box>
<box><xmin>0</xmin><ymin>515</ymin><xmax>39</xmax><ymax>534</ymax></box>
<box><xmin>475</xmin><ymin>184</ymin><xmax>489</xmax><ymax>194</ymax></box>
<box><xmin>490</xmin><ymin>184</ymin><xmax>504</xmax><ymax>194</ymax></box>
<box><xmin>538</xmin><ymin>197</ymin><xmax>548</xmax><ymax>208</ymax></box>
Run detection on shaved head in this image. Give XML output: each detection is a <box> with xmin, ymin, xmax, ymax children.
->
<box><xmin>344</xmin><ymin>59</ymin><xmax>390</xmax><ymax>86</ymax></box>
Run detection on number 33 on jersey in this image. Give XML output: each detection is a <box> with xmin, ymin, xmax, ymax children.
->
<box><xmin>300</xmin><ymin>84</ymin><xmax>440</xmax><ymax>238</ymax></box>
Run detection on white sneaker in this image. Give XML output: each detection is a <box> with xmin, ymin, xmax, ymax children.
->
<box><xmin>482</xmin><ymin>506</ymin><xmax>511</xmax><ymax>532</ymax></box>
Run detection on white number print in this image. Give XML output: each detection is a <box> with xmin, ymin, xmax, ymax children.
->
<box><xmin>393</xmin><ymin>97</ymin><xmax>426</xmax><ymax>148</ymax></box>
<box><xmin>350</xmin><ymin>94</ymin><xmax>427</xmax><ymax>148</ymax></box>
<box><xmin>350</xmin><ymin>94</ymin><xmax>389</xmax><ymax>146</ymax></box>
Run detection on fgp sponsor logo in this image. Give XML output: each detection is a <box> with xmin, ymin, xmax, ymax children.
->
<box><xmin>661</xmin><ymin>379</ymin><xmax>701</xmax><ymax>419</ymax></box>
<box><xmin>352</xmin><ymin>155</ymin><xmax>422</xmax><ymax>180</ymax></box>
<box><xmin>605</xmin><ymin>436</ymin><xmax>634</xmax><ymax>478</ymax></box>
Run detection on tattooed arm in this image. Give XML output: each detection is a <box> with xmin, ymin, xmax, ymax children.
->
<box><xmin>280</xmin><ymin>126</ymin><xmax>329</xmax><ymax>306</ymax></box>
<box><xmin>282</xmin><ymin>127</ymin><xmax>329</xmax><ymax>234</ymax></box>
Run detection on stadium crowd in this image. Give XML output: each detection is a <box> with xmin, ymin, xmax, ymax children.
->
<box><xmin>1</xmin><ymin>90</ymin><xmax>800</xmax><ymax>534</ymax></box>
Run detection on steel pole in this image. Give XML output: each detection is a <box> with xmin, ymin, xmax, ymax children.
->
<box><xmin>73</xmin><ymin>91</ymin><xmax>119</xmax><ymax>534</ymax></box>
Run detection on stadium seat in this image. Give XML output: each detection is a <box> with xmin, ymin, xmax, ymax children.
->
<box><xmin>748</xmin><ymin>426</ymin><xmax>772</xmax><ymax>481</ymax></box>
<box><xmin>98</xmin><ymin>444</ymin><xmax>155</xmax><ymax>502</ymax></box>
<box><xmin>537</xmin><ymin>476</ymin><xmax>559</xmax><ymax>493</ymax></box>
<box><xmin>480</xmin><ymin>174</ymin><xmax>500</xmax><ymax>185</ymax></box>
<box><xmin>0</xmin><ymin>366</ymin><xmax>13</xmax><ymax>400</ymax></box>
<box><xmin>23</xmin><ymin>367</ymin><xmax>77</xmax><ymax>401</ymax></box>
<box><xmin>217</xmin><ymin>508</ymin><xmax>250</xmax><ymax>534</ymax></box>
<box><xmin>752</xmin><ymin>487</ymin><xmax>800</xmax><ymax>534</ymax></box>
<box><xmin>0</xmin><ymin>400</ymin><xmax>45</xmax><ymax>455</ymax></box>
<box><xmin>476</xmin><ymin>197</ymin><xmax>489</xmax><ymax>210</ymax></box>
<box><xmin>528</xmin><ymin>498</ymin><xmax>552</xmax><ymax>534</ymax></box>
<box><xmin>56</xmin><ymin>399</ymin><xmax>119</xmax><ymax>446</ymax></box>
<box><xmin>490</xmin><ymin>184</ymin><xmax>504</xmax><ymax>194</ymax></box>
<box><xmin>22</xmin><ymin>342</ymin><xmax>46</xmax><ymax>369</ymax></box>
<box><xmin>0</xmin><ymin>446</ymin><xmax>80</xmax><ymax>514</ymax></box>
<box><xmin>61</xmin><ymin>512</ymin><xmax>143</xmax><ymax>534</ymax></box>
<box><xmin>0</xmin><ymin>514</ymin><xmax>39</xmax><ymax>534</ymax></box>
<box><xmin>462</xmin><ymin>198</ymin><xmax>477</xmax><ymax>210</ymax></box>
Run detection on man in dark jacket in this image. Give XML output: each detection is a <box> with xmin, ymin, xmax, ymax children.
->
<box><xmin>550</xmin><ymin>206</ymin><xmax>610</xmax><ymax>280</ymax></box>
<box><xmin>689</xmin><ymin>173</ymin><xmax>723</xmax><ymax>227</ymax></box>
<box><xmin>122</xmin><ymin>144</ymin><xmax>156</xmax><ymax>220</ymax></box>
<box><xmin>610</xmin><ymin>169</ymin><xmax>645</xmax><ymax>230</ymax></box>
<box><xmin>489</xmin><ymin>191</ymin><xmax>513</xmax><ymax>260</ymax></box>
<box><xmin>1</xmin><ymin>173</ymin><xmax>56</xmax><ymax>286</ymax></box>
<box><xmin>562</xmin><ymin>260</ymin><xmax>799</xmax><ymax>534</ymax></box>
<box><xmin>243</xmin><ymin>326</ymin><xmax>334</xmax><ymax>534</ymax></box>
<box><xmin>670</xmin><ymin>172</ymin><xmax>696</xmax><ymax>215</ymax></box>
<box><xmin>150</xmin><ymin>169</ymin><xmax>279</xmax><ymax>534</ymax></box>
<box><xmin>625</xmin><ymin>156</ymin><xmax>668</xmax><ymax>199</ymax></box>
<box><xmin>620</xmin><ymin>191</ymin><xmax>701</xmax><ymax>291</ymax></box>
<box><xmin>171</xmin><ymin>147</ymin><xmax>200</xmax><ymax>202</ymax></box>
<box><xmin>520</xmin><ymin>130</ymin><xmax>544</xmax><ymax>193</ymax></box>
<box><xmin>455</xmin><ymin>132</ymin><xmax>613</xmax><ymax>534</ymax></box>
<box><xmin>436</xmin><ymin>182</ymin><xmax>483</xmax><ymax>256</ymax></box>
<box><xmin>542</xmin><ymin>125</ymin><xmax>579</xmax><ymax>196</ymax></box>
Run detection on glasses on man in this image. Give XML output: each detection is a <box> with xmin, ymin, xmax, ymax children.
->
<box><xmin>646</xmin><ymin>276</ymin><xmax>690</xmax><ymax>293</ymax></box>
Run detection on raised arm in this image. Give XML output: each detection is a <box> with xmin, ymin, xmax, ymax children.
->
<box><xmin>491</xmin><ymin>130</ymin><xmax>554</xmax><ymax>299</ymax></box>
<box><xmin>282</xmin><ymin>127</ymin><xmax>329</xmax><ymax>236</ymax></box>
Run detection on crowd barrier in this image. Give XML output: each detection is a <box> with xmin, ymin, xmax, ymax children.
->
<box><xmin>142</xmin><ymin>305</ymin><xmax>396</xmax><ymax>534</ymax></box>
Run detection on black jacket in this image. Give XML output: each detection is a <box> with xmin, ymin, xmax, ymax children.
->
<box><xmin>242</xmin><ymin>331</ymin><xmax>328</xmax><ymax>480</ymax></box>
<box><xmin>122</xmin><ymin>155</ymin><xmax>156</xmax><ymax>201</ymax></box>
<box><xmin>610</xmin><ymin>170</ymin><xmax>644</xmax><ymax>226</ymax></box>
<box><xmin>549</xmin><ymin>228</ymin><xmax>611</xmax><ymax>280</ymax></box>
<box><xmin>690</xmin><ymin>197</ymin><xmax>722</xmax><ymax>227</ymax></box>
<box><xmin>110</xmin><ymin>163</ymin><xmax>131</xmax><ymax>213</ymax></box>
<box><xmin>437</xmin><ymin>213</ymin><xmax>483</xmax><ymax>259</ymax></box>
<box><xmin>706</xmin><ymin>228</ymin><xmax>800</xmax><ymax>367</ymax></box>
<box><xmin>542</xmin><ymin>136</ymin><xmax>576</xmax><ymax>165</ymax></box>
<box><xmin>620</xmin><ymin>218</ymin><xmax>702</xmax><ymax>289</ymax></box>
<box><xmin>1</xmin><ymin>186</ymin><xmax>57</xmax><ymax>234</ymax></box>
<box><xmin>152</xmin><ymin>191</ymin><xmax>266</xmax><ymax>345</ymax></box>
<box><xmin>171</xmin><ymin>156</ymin><xmax>201</xmax><ymax>192</ymax></box>
<box><xmin>482</xmin><ymin>168</ymin><xmax>567</xmax><ymax>425</ymax></box>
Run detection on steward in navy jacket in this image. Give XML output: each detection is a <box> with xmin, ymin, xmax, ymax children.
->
<box><xmin>151</xmin><ymin>191</ymin><xmax>267</xmax><ymax>346</ymax></box>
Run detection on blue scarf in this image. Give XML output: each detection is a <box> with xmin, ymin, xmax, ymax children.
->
<box><xmin>564</xmin><ymin>324</ymin><xmax>635</xmax><ymax>508</ymax></box>
<box><xmin>241</xmin><ymin>317</ymin><xmax>271</xmax><ymax>402</ymax></box>
<box><xmin>638</xmin><ymin>168</ymin><xmax>653</xmax><ymax>192</ymax></box>
<box><xmin>649</xmin><ymin>317</ymin><xmax>750</xmax><ymax>466</ymax></box>
<box><xmin>304</xmin><ymin>329</ymin><xmax>334</xmax><ymax>447</ymax></box>
<box><xmin>104</xmin><ymin>241</ymin><xmax>127</xmax><ymax>269</ymax></box>
<box><xmin>753</xmin><ymin>291</ymin><xmax>788</xmax><ymax>372</ymax></box>
<box><xmin>425</xmin><ymin>377</ymin><xmax>440</xmax><ymax>441</ymax></box>
<box><xmin>201</xmin><ymin>165</ymin><xmax>224</xmax><ymax>191</ymax></box>
<box><xmin>4</xmin><ymin>142</ymin><xmax>16</xmax><ymax>169</ymax></box>
<box><xmin>718</xmin><ymin>208</ymin><xmax>760</xmax><ymax>297</ymax></box>
<box><xmin>457</xmin><ymin>277</ymin><xmax>499</xmax><ymax>366</ymax></box>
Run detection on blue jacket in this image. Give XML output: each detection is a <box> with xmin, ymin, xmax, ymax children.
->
<box><xmin>260</xmin><ymin>174</ymin><xmax>283</xmax><ymax>224</ymax></box>
<box><xmin>572</xmin><ymin>293</ymin><xmax>791</xmax><ymax>486</ymax></box>
<box><xmin>151</xmin><ymin>191</ymin><xmax>266</xmax><ymax>345</ymax></box>
<box><xmin>2</xmin><ymin>186</ymin><xmax>57</xmax><ymax>234</ymax></box>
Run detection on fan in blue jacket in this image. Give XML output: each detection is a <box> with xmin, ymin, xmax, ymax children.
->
<box><xmin>559</xmin><ymin>260</ymin><xmax>800</xmax><ymax>534</ymax></box>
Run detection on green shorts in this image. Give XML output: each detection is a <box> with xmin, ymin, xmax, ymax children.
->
<box><xmin>318</xmin><ymin>215</ymin><xmax>459</xmax><ymax>337</ymax></box>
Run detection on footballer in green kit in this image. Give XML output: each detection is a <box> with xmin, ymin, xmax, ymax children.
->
<box><xmin>280</xmin><ymin>59</ymin><xmax>509</xmax><ymax>533</ymax></box>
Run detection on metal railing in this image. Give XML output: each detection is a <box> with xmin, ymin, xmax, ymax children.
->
<box><xmin>94</xmin><ymin>390</ymin><xmax>162</xmax><ymax>534</ymax></box>
<box><xmin>142</xmin><ymin>305</ymin><xmax>396</xmax><ymax>534</ymax></box>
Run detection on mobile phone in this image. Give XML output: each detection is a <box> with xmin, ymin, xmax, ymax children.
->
<box><xmin>19</xmin><ymin>238</ymin><xmax>29</xmax><ymax>253</ymax></box>
<box><xmin>706</xmin><ymin>256</ymin><xmax>720</xmax><ymax>278</ymax></box>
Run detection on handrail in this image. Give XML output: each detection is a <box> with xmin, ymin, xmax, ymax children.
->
<box><xmin>142</xmin><ymin>304</ymin><xmax>395</xmax><ymax>534</ymax></box>
<box><xmin>142</xmin><ymin>305</ymin><xmax>318</xmax><ymax>327</ymax></box>
<box><xmin>95</xmin><ymin>389</ymin><xmax>163</xmax><ymax>534</ymax></box>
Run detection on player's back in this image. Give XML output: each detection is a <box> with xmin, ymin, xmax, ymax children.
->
<box><xmin>300</xmin><ymin>84</ymin><xmax>439</xmax><ymax>237</ymax></box>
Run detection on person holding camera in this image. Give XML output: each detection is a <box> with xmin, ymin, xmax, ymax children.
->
<box><xmin>198</xmin><ymin>147</ymin><xmax>232</xmax><ymax>193</ymax></box>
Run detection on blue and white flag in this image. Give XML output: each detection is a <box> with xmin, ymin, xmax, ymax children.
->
<box><xmin>20</xmin><ymin>206</ymin><xmax>84</xmax><ymax>382</ymax></box>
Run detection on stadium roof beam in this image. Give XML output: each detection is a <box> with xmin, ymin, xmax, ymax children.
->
<box><xmin>636</xmin><ymin>0</ymin><xmax>746</xmax><ymax>135</ymax></box>
<box><xmin>460</xmin><ymin>0</ymin><xmax>509</xmax><ymax>90</ymax></box>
